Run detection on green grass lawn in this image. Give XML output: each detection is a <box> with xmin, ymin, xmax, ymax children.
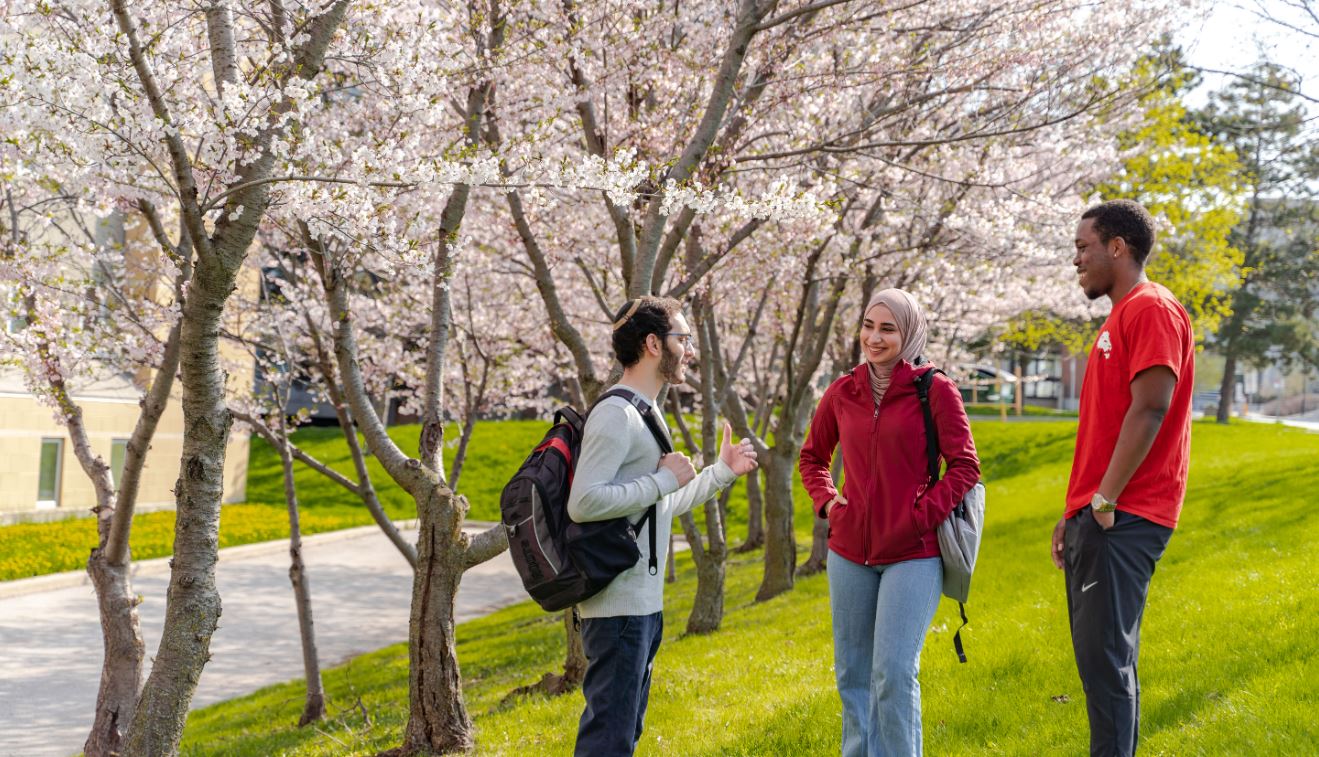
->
<box><xmin>0</xmin><ymin>421</ymin><xmax>546</xmax><ymax>581</ymax></box>
<box><xmin>178</xmin><ymin>420</ymin><xmax>1318</xmax><ymax>755</ymax></box>
<box><xmin>963</xmin><ymin>403</ymin><xmax>1078</xmax><ymax>418</ymax></box>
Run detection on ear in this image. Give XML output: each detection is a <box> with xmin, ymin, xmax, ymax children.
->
<box><xmin>1111</xmin><ymin>236</ymin><xmax>1128</xmax><ymax>260</ymax></box>
<box><xmin>645</xmin><ymin>332</ymin><xmax>662</xmax><ymax>357</ymax></box>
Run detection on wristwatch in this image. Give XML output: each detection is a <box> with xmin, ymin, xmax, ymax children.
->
<box><xmin>1090</xmin><ymin>492</ymin><xmax>1118</xmax><ymax>513</ymax></box>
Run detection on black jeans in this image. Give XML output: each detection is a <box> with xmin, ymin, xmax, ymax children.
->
<box><xmin>574</xmin><ymin>611</ymin><xmax>664</xmax><ymax>757</ymax></box>
<box><xmin>1065</xmin><ymin>508</ymin><xmax>1173</xmax><ymax>757</ymax></box>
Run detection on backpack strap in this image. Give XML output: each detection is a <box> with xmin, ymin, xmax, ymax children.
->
<box><xmin>913</xmin><ymin>366</ymin><xmax>944</xmax><ymax>484</ymax></box>
<box><xmin>914</xmin><ymin>365</ymin><xmax>971</xmax><ymax>663</ymax></box>
<box><xmin>553</xmin><ymin>405</ymin><xmax>586</xmax><ymax>429</ymax></box>
<box><xmin>953</xmin><ymin>601</ymin><xmax>968</xmax><ymax>663</ymax></box>
<box><xmin>591</xmin><ymin>387</ymin><xmax>672</xmax><ymax>576</ymax></box>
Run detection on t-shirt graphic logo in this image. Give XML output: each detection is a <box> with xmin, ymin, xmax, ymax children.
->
<box><xmin>1096</xmin><ymin>331</ymin><xmax>1113</xmax><ymax>359</ymax></box>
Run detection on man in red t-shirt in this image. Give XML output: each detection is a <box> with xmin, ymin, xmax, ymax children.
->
<box><xmin>1050</xmin><ymin>199</ymin><xmax>1194</xmax><ymax>757</ymax></box>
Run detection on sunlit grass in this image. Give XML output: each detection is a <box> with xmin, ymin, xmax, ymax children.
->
<box><xmin>179</xmin><ymin>420</ymin><xmax>1319</xmax><ymax>755</ymax></box>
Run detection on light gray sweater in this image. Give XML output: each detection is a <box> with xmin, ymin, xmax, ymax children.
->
<box><xmin>566</xmin><ymin>384</ymin><xmax>735</xmax><ymax>618</ymax></box>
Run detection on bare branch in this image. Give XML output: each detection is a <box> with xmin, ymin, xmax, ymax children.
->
<box><xmin>290</xmin><ymin>447</ymin><xmax>362</xmax><ymax>496</ymax></box>
<box><xmin>308</xmin><ymin>231</ymin><xmax>432</xmax><ymax>497</ymax></box>
<box><xmin>463</xmin><ymin>523</ymin><xmax>509</xmax><ymax>570</ymax></box>
<box><xmin>1190</xmin><ymin>65</ymin><xmax>1319</xmax><ymax>104</ymax></box>
<box><xmin>755</xmin><ymin>0</ymin><xmax>860</xmax><ymax>31</ymax></box>
<box><xmin>630</xmin><ymin>0</ymin><xmax>776</xmax><ymax>296</ymax></box>
<box><xmin>109</xmin><ymin>0</ymin><xmax>214</xmax><ymax>261</ymax></box>
<box><xmin>574</xmin><ymin>255</ymin><xmax>615</xmax><ymax>318</ymax></box>
<box><xmin>665</xmin><ymin>218</ymin><xmax>765</xmax><ymax>300</ymax></box>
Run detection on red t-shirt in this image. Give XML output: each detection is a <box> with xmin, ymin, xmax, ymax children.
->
<box><xmin>1065</xmin><ymin>281</ymin><xmax>1195</xmax><ymax>528</ymax></box>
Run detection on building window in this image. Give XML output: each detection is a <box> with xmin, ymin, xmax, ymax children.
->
<box><xmin>3</xmin><ymin>286</ymin><xmax>26</xmax><ymax>333</ymax></box>
<box><xmin>37</xmin><ymin>438</ymin><xmax>64</xmax><ymax>509</ymax></box>
<box><xmin>111</xmin><ymin>438</ymin><xmax>129</xmax><ymax>491</ymax></box>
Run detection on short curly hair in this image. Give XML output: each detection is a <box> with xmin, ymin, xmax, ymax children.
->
<box><xmin>611</xmin><ymin>296</ymin><xmax>683</xmax><ymax>367</ymax></box>
<box><xmin>1081</xmin><ymin>199</ymin><xmax>1157</xmax><ymax>265</ymax></box>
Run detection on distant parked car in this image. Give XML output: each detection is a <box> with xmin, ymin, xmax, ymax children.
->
<box><xmin>952</xmin><ymin>364</ymin><xmax>1017</xmax><ymax>404</ymax></box>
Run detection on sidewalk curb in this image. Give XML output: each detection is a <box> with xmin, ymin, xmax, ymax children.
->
<box><xmin>0</xmin><ymin>519</ymin><xmax>499</xmax><ymax>600</ymax></box>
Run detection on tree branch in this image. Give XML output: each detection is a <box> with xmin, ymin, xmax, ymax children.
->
<box><xmin>629</xmin><ymin>0</ymin><xmax>777</xmax><ymax>296</ymax></box>
<box><xmin>755</xmin><ymin>0</ymin><xmax>860</xmax><ymax>31</ymax></box>
<box><xmin>109</xmin><ymin>0</ymin><xmax>214</xmax><ymax>261</ymax></box>
<box><xmin>463</xmin><ymin>523</ymin><xmax>509</xmax><ymax>570</ymax></box>
<box><xmin>309</xmin><ymin>232</ymin><xmax>432</xmax><ymax>497</ymax></box>
<box><xmin>205</xmin><ymin>2</ymin><xmax>240</xmax><ymax>98</ymax></box>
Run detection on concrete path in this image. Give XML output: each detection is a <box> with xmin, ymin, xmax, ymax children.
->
<box><xmin>0</xmin><ymin>522</ymin><xmax>524</xmax><ymax>757</ymax></box>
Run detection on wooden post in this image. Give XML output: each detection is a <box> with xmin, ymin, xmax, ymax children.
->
<box><xmin>998</xmin><ymin>377</ymin><xmax>1007</xmax><ymax>422</ymax></box>
<box><xmin>1015</xmin><ymin>364</ymin><xmax>1024</xmax><ymax>416</ymax></box>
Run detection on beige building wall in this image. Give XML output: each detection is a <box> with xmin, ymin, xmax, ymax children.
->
<box><xmin>2</xmin><ymin>211</ymin><xmax>260</xmax><ymax>519</ymax></box>
<box><xmin>0</xmin><ymin>373</ymin><xmax>250</xmax><ymax>517</ymax></box>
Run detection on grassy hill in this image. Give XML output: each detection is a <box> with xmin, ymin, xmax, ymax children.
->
<box><xmin>178</xmin><ymin>420</ymin><xmax>1319</xmax><ymax>755</ymax></box>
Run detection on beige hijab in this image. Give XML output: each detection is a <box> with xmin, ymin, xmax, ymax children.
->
<box><xmin>864</xmin><ymin>288</ymin><xmax>929</xmax><ymax>405</ymax></box>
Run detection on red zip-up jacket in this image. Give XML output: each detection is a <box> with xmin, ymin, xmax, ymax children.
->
<box><xmin>800</xmin><ymin>361</ymin><xmax>980</xmax><ymax>566</ymax></box>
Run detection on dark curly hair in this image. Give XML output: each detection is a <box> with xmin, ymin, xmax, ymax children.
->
<box><xmin>1081</xmin><ymin>199</ymin><xmax>1157</xmax><ymax>265</ymax></box>
<box><xmin>611</xmin><ymin>296</ymin><xmax>683</xmax><ymax>367</ymax></box>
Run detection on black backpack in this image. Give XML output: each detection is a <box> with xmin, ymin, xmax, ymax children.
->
<box><xmin>500</xmin><ymin>388</ymin><xmax>672</xmax><ymax>612</ymax></box>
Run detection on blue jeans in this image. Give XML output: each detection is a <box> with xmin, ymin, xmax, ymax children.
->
<box><xmin>574</xmin><ymin>612</ymin><xmax>664</xmax><ymax>757</ymax></box>
<box><xmin>828</xmin><ymin>551</ymin><xmax>943</xmax><ymax>757</ymax></box>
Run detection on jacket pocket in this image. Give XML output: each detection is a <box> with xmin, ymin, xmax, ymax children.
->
<box><xmin>910</xmin><ymin>482</ymin><xmax>934</xmax><ymax>536</ymax></box>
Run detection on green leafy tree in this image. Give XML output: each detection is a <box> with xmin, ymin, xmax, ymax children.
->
<box><xmin>999</xmin><ymin>54</ymin><xmax>1246</xmax><ymax>358</ymax></box>
<box><xmin>1198</xmin><ymin>63</ymin><xmax>1319</xmax><ymax>422</ymax></box>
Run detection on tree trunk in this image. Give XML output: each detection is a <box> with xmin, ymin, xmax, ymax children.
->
<box><xmin>797</xmin><ymin>513</ymin><xmax>829</xmax><ymax>576</ymax></box>
<box><xmin>561</xmin><ymin>610</ymin><xmax>587</xmax><ymax>686</ymax></box>
<box><xmin>734</xmin><ymin>468</ymin><xmax>765</xmax><ymax>552</ymax></box>
<box><xmin>281</xmin><ymin>446</ymin><xmax>325</xmax><ymax>726</ymax></box>
<box><xmin>756</xmin><ymin>451</ymin><xmax>798</xmax><ymax>601</ymax></box>
<box><xmin>111</xmin><ymin>1</ymin><xmax>349</xmax><ymax>749</ymax></box>
<box><xmin>681</xmin><ymin>492</ymin><xmax>731</xmax><ymax>636</ymax></box>
<box><xmin>686</xmin><ymin>551</ymin><xmax>725</xmax><ymax>634</ymax></box>
<box><xmin>27</xmin><ymin>292</ymin><xmax>154</xmax><ymax>757</ymax></box>
<box><xmin>1218</xmin><ymin>351</ymin><xmax>1237</xmax><ymax>423</ymax></box>
<box><xmin>667</xmin><ymin>532</ymin><xmax>677</xmax><ymax>582</ymax></box>
<box><xmin>84</xmin><ymin>554</ymin><xmax>144</xmax><ymax>756</ymax></box>
<box><xmin>123</xmin><ymin>252</ymin><xmax>235</xmax><ymax>756</ymax></box>
<box><xmin>395</xmin><ymin>488</ymin><xmax>474</xmax><ymax>755</ymax></box>
<box><xmin>798</xmin><ymin>449</ymin><xmax>839</xmax><ymax>576</ymax></box>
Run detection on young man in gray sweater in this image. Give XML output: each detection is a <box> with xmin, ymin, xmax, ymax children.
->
<box><xmin>568</xmin><ymin>296</ymin><xmax>758</xmax><ymax>756</ymax></box>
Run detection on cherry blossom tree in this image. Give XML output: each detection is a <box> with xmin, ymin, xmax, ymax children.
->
<box><xmin>0</xmin><ymin>191</ymin><xmax>185</xmax><ymax>755</ymax></box>
<box><xmin>3</xmin><ymin>0</ymin><xmax>1197</xmax><ymax>752</ymax></box>
<box><xmin>0</xmin><ymin>0</ymin><xmax>452</xmax><ymax>751</ymax></box>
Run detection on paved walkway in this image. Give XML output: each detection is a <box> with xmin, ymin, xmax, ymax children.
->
<box><xmin>0</xmin><ymin>522</ymin><xmax>524</xmax><ymax>757</ymax></box>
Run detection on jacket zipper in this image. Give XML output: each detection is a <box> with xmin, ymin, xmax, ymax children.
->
<box><xmin>865</xmin><ymin>396</ymin><xmax>881</xmax><ymax>565</ymax></box>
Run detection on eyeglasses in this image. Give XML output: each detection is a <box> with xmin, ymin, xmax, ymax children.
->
<box><xmin>664</xmin><ymin>332</ymin><xmax>696</xmax><ymax>350</ymax></box>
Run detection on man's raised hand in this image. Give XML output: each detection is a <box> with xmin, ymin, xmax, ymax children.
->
<box><xmin>719</xmin><ymin>421</ymin><xmax>758</xmax><ymax>476</ymax></box>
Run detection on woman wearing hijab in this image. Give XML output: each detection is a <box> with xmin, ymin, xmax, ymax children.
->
<box><xmin>799</xmin><ymin>288</ymin><xmax>981</xmax><ymax>757</ymax></box>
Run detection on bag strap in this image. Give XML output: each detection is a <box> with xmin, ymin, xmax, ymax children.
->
<box><xmin>914</xmin><ymin>366</ymin><xmax>972</xmax><ymax>664</ymax></box>
<box><xmin>913</xmin><ymin>366</ymin><xmax>944</xmax><ymax>484</ymax></box>
<box><xmin>953</xmin><ymin>601</ymin><xmax>968</xmax><ymax>664</ymax></box>
<box><xmin>592</xmin><ymin>387</ymin><xmax>670</xmax><ymax>576</ymax></box>
<box><xmin>553</xmin><ymin>405</ymin><xmax>586</xmax><ymax>429</ymax></box>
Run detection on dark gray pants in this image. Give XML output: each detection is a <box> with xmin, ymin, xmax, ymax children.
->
<box><xmin>1064</xmin><ymin>509</ymin><xmax>1173</xmax><ymax>757</ymax></box>
<box><xmin>574</xmin><ymin>612</ymin><xmax>664</xmax><ymax>757</ymax></box>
